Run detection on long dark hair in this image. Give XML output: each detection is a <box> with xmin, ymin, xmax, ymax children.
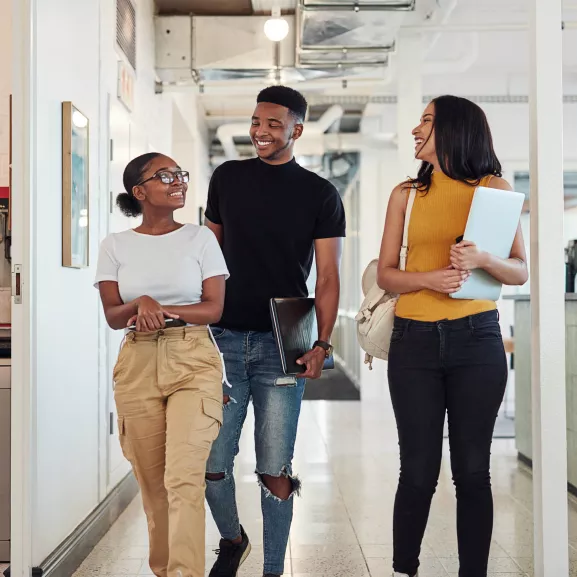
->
<box><xmin>116</xmin><ymin>152</ymin><xmax>161</xmax><ymax>217</ymax></box>
<box><xmin>410</xmin><ymin>95</ymin><xmax>502</xmax><ymax>193</ymax></box>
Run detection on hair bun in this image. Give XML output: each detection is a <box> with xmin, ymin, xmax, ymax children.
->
<box><xmin>116</xmin><ymin>192</ymin><xmax>142</xmax><ymax>218</ymax></box>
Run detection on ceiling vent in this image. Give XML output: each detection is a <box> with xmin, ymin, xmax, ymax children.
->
<box><xmin>117</xmin><ymin>0</ymin><xmax>137</xmax><ymax>70</ymax></box>
<box><xmin>296</xmin><ymin>0</ymin><xmax>414</xmax><ymax>69</ymax></box>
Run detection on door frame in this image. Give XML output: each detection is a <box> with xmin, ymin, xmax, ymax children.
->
<box><xmin>105</xmin><ymin>98</ymin><xmax>133</xmax><ymax>492</ymax></box>
<box><xmin>10</xmin><ymin>0</ymin><xmax>37</xmax><ymax>574</ymax></box>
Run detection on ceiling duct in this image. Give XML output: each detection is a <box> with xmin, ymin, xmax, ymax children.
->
<box><xmin>300</xmin><ymin>0</ymin><xmax>415</xmax><ymax>10</ymax></box>
<box><xmin>155</xmin><ymin>12</ymin><xmax>396</xmax><ymax>86</ymax></box>
<box><xmin>155</xmin><ymin>15</ymin><xmax>296</xmax><ymax>84</ymax></box>
<box><xmin>298</xmin><ymin>50</ymin><xmax>389</xmax><ymax>68</ymax></box>
<box><xmin>296</xmin><ymin>0</ymin><xmax>414</xmax><ymax>69</ymax></box>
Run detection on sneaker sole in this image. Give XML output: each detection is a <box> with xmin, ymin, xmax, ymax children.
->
<box><xmin>235</xmin><ymin>542</ymin><xmax>251</xmax><ymax>576</ymax></box>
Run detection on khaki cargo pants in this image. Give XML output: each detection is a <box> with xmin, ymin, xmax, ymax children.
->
<box><xmin>114</xmin><ymin>326</ymin><xmax>223</xmax><ymax>577</ymax></box>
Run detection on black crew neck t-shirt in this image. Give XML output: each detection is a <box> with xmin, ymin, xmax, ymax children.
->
<box><xmin>205</xmin><ymin>157</ymin><xmax>346</xmax><ymax>332</ymax></box>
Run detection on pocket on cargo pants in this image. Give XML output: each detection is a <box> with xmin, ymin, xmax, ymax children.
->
<box><xmin>189</xmin><ymin>397</ymin><xmax>223</xmax><ymax>450</ymax></box>
<box><xmin>117</xmin><ymin>415</ymin><xmax>133</xmax><ymax>461</ymax></box>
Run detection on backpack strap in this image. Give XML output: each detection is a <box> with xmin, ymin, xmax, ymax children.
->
<box><xmin>399</xmin><ymin>185</ymin><xmax>417</xmax><ymax>271</ymax></box>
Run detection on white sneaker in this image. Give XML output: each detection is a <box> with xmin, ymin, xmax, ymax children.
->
<box><xmin>393</xmin><ymin>572</ymin><xmax>418</xmax><ymax>577</ymax></box>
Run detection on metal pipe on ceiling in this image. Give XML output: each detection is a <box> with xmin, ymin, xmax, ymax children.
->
<box><xmin>298</xmin><ymin>60</ymin><xmax>389</xmax><ymax>68</ymax></box>
<box><xmin>299</xmin><ymin>1</ymin><xmax>415</xmax><ymax>11</ymax></box>
<box><xmin>402</xmin><ymin>21</ymin><xmax>577</xmax><ymax>33</ymax></box>
<box><xmin>300</xmin><ymin>44</ymin><xmax>394</xmax><ymax>52</ymax></box>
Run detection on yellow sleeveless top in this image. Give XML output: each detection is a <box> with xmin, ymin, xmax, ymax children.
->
<box><xmin>395</xmin><ymin>172</ymin><xmax>497</xmax><ymax>322</ymax></box>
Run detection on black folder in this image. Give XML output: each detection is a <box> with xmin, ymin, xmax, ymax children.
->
<box><xmin>269</xmin><ymin>297</ymin><xmax>335</xmax><ymax>376</ymax></box>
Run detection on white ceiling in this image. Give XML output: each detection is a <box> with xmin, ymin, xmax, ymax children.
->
<box><xmin>195</xmin><ymin>0</ymin><xmax>577</xmax><ymax>120</ymax></box>
<box><xmin>421</xmin><ymin>0</ymin><xmax>577</xmax><ymax>96</ymax></box>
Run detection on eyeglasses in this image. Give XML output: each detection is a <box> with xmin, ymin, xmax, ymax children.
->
<box><xmin>136</xmin><ymin>170</ymin><xmax>190</xmax><ymax>186</ymax></box>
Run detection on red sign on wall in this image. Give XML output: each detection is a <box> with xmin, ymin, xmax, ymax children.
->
<box><xmin>0</xmin><ymin>187</ymin><xmax>8</xmax><ymax>212</ymax></box>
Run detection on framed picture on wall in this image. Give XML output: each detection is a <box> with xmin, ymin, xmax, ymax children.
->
<box><xmin>62</xmin><ymin>102</ymin><xmax>89</xmax><ymax>268</ymax></box>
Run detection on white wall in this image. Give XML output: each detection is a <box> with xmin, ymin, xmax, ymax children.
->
<box><xmin>373</xmin><ymin>102</ymin><xmax>577</xmax><ymax>165</ymax></box>
<box><xmin>31</xmin><ymin>0</ymin><xmax>174</xmax><ymax>564</ymax></box>
<box><xmin>172</xmin><ymin>93</ymin><xmax>211</xmax><ymax>225</ymax></box>
<box><xmin>33</xmin><ymin>0</ymin><xmax>101</xmax><ymax>562</ymax></box>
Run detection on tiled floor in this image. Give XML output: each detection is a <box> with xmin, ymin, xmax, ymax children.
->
<box><xmin>72</xmin><ymin>397</ymin><xmax>577</xmax><ymax>577</ymax></box>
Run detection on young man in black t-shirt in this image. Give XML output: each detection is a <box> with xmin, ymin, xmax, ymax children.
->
<box><xmin>204</xmin><ymin>86</ymin><xmax>346</xmax><ymax>577</ymax></box>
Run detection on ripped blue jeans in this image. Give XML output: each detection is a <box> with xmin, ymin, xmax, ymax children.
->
<box><xmin>206</xmin><ymin>328</ymin><xmax>305</xmax><ymax>575</ymax></box>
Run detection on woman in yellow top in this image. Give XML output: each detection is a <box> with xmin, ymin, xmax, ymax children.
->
<box><xmin>377</xmin><ymin>95</ymin><xmax>528</xmax><ymax>577</ymax></box>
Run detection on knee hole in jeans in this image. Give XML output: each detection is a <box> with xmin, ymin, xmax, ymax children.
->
<box><xmin>257</xmin><ymin>467</ymin><xmax>301</xmax><ymax>501</ymax></box>
<box><xmin>206</xmin><ymin>472</ymin><xmax>226</xmax><ymax>482</ymax></box>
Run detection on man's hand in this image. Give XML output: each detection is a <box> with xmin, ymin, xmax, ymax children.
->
<box><xmin>296</xmin><ymin>346</ymin><xmax>327</xmax><ymax>379</ymax></box>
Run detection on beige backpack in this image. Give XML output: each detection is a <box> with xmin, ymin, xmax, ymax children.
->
<box><xmin>356</xmin><ymin>187</ymin><xmax>416</xmax><ymax>369</ymax></box>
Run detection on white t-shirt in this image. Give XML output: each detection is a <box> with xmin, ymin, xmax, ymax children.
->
<box><xmin>94</xmin><ymin>224</ymin><xmax>229</xmax><ymax>306</ymax></box>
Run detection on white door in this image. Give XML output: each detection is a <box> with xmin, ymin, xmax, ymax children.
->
<box><xmin>106</xmin><ymin>99</ymin><xmax>133</xmax><ymax>491</ymax></box>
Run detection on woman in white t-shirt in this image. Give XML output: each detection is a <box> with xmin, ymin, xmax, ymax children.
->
<box><xmin>95</xmin><ymin>152</ymin><xmax>229</xmax><ymax>577</ymax></box>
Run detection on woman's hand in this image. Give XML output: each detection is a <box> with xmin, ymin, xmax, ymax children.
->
<box><xmin>424</xmin><ymin>266</ymin><xmax>470</xmax><ymax>294</ymax></box>
<box><xmin>127</xmin><ymin>295</ymin><xmax>179</xmax><ymax>332</ymax></box>
<box><xmin>450</xmin><ymin>241</ymin><xmax>488</xmax><ymax>272</ymax></box>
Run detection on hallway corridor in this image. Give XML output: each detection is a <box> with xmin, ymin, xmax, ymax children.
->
<box><xmin>71</xmin><ymin>397</ymin><xmax>577</xmax><ymax>577</ymax></box>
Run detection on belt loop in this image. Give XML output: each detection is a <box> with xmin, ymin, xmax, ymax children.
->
<box><xmin>127</xmin><ymin>331</ymin><xmax>135</xmax><ymax>342</ymax></box>
<box><xmin>468</xmin><ymin>315</ymin><xmax>474</xmax><ymax>331</ymax></box>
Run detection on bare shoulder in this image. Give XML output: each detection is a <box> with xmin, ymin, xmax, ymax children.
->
<box><xmin>393</xmin><ymin>180</ymin><xmax>414</xmax><ymax>194</ymax></box>
<box><xmin>389</xmin><ymin>181</ymin><xmax>414</xmax><ymax>212</ymax></box>
<box><xmin>487</xmin><ymin>176</ymin><xmax>513</xmax><ymax>191</ymax></box>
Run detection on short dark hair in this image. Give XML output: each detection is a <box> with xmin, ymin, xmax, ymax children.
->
<box><xmin>257</xmin><ymin>85</ymin><xmax>308</xmax><ymax>122</ymax></box>
<box><xmin>116</xmin><ymin>152</ymin><xmax>161</xmax><ymax>218</ymax></box>
<box><xmin>411</xmin><ymin>95</ymin><xmax>502</xmax><ymax>192</ymax></box>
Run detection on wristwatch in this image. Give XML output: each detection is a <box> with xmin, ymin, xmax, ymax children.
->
<box><xmin>313</xmin><ymin>340</ymin><xmax>333</xmax><ymax>358</ymax></box>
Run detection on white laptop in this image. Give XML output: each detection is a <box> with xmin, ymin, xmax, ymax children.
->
<box><xmin>450</xmin><ymin>186</ymin><xmax>525</xmax><ymax>301</ymax></box>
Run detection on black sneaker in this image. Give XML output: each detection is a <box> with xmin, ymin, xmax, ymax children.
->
<box><xmin>209</xmin><ymin>525</ymin><xmax>251</xmax><ymax>577</ymax></box>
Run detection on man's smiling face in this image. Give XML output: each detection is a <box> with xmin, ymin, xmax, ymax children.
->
<box><xmin>249</xmin><ymin>102</ymin><xmax>303</xmax><ymax>162</ymax></box>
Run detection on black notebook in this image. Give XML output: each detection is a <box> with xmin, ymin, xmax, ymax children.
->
<box><xmin>269</xmin><ymin>297</ymin><xmax>335</xmax><ymax>376</ymax></box>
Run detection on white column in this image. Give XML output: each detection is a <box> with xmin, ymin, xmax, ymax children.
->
<box><xmin>529</xmin><ymin>0</ymin><xmax>569</xmax><ymax>575</ymax></box>
<box><xmin>396</xmin><ymin>33</ymin><xmax>423</xmax><ymax>182</ymax></box>
<box><xmin>358</xmin><ymin>144</ymin><xmax>398</xmax><ymax>399</ymax></box>
<box><xmin>357</xmin><ymin>37</ymin><xmax>423</xmax><ymax>397</ymax></box>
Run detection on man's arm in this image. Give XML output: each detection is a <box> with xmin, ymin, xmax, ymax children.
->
<box><xmin>204</xmin><ymin>165</ymin><xmax>224</xmax><ymax>247</ymax></box>
<box><xmin>313</xmin><ymin>237</ymin><xmax>342</xmax><ymax>342</ymax></box>
<box><xmin>205</xmin><ymin>217</ymin><xmax>223</xmax><ymax>247</ymax></box>
<box><xmin>296</xmin><ymin>237</ymin><xmax>343</xmax><ymax>379</ymax></box>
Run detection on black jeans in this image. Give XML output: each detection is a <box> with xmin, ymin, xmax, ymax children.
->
<box><xmin>387</xmin><ymin>310</ymin><xmax>508</xmax><ymax>577</ymax></box>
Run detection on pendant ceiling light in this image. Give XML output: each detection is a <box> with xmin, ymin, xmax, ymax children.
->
<box><xmin>264</xmin><ymin>6</ymin><xmax>289</xmax><ymax>42</ymax></box>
